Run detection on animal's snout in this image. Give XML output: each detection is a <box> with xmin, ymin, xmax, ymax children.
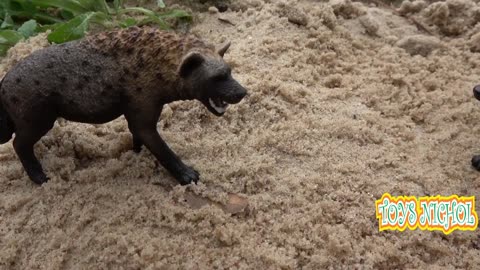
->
<box><xmin>225</xmin><ymin>82</ymin><xmax>247</xmax><ymax>104</ymax></box>
<box><xmin>474</xmin><ymin>85</ymin><xmax>480</xmax><ymax>101</ymax></box>
<box><xmin>230</xmin><ymin>87</ymin><xmax>247</xmax><ymax>104</ymax></box>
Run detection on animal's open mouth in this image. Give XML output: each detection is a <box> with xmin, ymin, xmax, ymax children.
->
<box><xmin>208</xmin><ymin>97</ymin><xmax>229</xmax><ymax>115</ymax></box>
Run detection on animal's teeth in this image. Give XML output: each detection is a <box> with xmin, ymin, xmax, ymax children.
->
<box><xmin>209</xmin><ymin>98</ymin><xmax>216</xmax><ymax>108</ymax></box>
<box><xmin>209</xmin><ymin>98</ymin><xmax>227</xmax><ymax>114</ymax></box>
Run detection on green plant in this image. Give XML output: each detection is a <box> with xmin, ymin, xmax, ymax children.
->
<box><xmin>0</xmin><ymin>0</ymin><xmax>191</xmax><ymax>55</ymax></box>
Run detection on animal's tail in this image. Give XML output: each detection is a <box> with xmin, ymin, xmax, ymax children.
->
<box><xmin>0</xmin><ymin>78</ymin><xmax>14</xmax><ymax>144</ymax></box>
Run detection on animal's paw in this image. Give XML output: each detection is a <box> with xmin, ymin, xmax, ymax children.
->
<box><xmin>30</xmin><ymin>172</ymin><xmax>49</xmax><ymax>185</ymax></box>
<box><xmin>472</xmin><ymin>155</ymin><xmax>480</xmax><ymax>171</ymax></box>
<box><xmin>133</xmin><ymin>144</ymin><xmax>142</xmax><ymax>153</ymax></box>
<box><xmin>132</xmin><ymin>137</ymin><xmax>143</xmax><ymax>153</ymax></box>
<box><xmin>174</xmin><ymin>165</ymin><xmax>200</xmax><ymax>185</ymax></box>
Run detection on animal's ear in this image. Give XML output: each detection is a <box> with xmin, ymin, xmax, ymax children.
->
<box><xmin>178</xmin><ymin>52</ymin><xmax>205</xmax><ymax>78</ymax></box>
<box><xmin>217</xmin><ymin>41</ymin><xmax>231</xmax><ymax>57</ymax></box>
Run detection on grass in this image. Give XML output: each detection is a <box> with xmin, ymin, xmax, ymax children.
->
<box><xmin>0</xmin><ymin>0</ymin><xmax>192</xmax><ymax>55</ymax></box>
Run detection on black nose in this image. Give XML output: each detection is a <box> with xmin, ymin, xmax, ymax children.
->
<box><xmin>235</xmin><ymin>88</ymin><xmax>247</xmax><ymax>101</ymax></box>
<box><xmin>228</xmin><ymin>88</ymin><xmax>247</xmax><ymax>104</ymax></box>
<box><xmin>474</xmin><ymin>85</ymin><xmax>480</xmax><ymax>101</ymax></box>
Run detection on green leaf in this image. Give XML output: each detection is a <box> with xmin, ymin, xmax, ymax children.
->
<box><xmin>119</xmin><ymin>7</ymin><xmax>156</xmax><ymax>17</ymax></box>
<box><xmin>76</xmin><ymin>0</ymin><xmax>111</xmax><ymax>14</ymax></box>
<box><xmin>113</xmin><ymin>0</ymin><xmax>121</xmax><ymax>12</ymax></box>
<box><xmin>0</xmin><ymin>29</ymin><xmax>23</xmax><ymax>55</ymax></box>
<box><xmin>1</xmin><ymin>1</ymin><xmax>70</xmax><ymax>24</ymax></box>
<box><xmin>157</xmin><ymin>0</ymin><xmax>166</xmax><ymax>8</ymax></box>
<box><xmin>138</xmin><ymin>16</ymin><xmax>169</xmax><ymax>29</ymax></box>
<box><xmin>119</xmin><ymin>7</ymin><xmax>191</xmax><ymax>29</ymax></box>
<box><xmin>119</xmin><ymin>17</ymin><xmax>136</xmax><ymax>28</ymax></box>
<box><xmin>0</xmin><ymin>14</ymin><xmax>14</xmax><ymax>29</ymax></box>
<box><xmin>0</xmin><ymin>30</ymin><xmax>24</xmax><ymax>45</ymax></box>
<box><xmin>158</xmin><ymin>9</ymin><xmax>192</xmax><ymax>21</ymax></box>
<box><xmin>30</xmin><ymin>0</ymin><xmax>89</xmax><ymax>16</ymax></box>
<box><xmin>88</xmin><ymin>12</ymin><xmax>110</xmax><ymax>27</ymax></box>
<box><xmin>13</xmin><ymin>0</ymin><xmax>38</xmax><ymax>17</ymax></box>
<box><xmin>47</xmin><ymin>12</ymin><xmax>96</xmax><ymax>44</ymax></box>
<box><xmin>38</xmin><ymin>23</ymin><xmax>59</xmax><ymax>32</ymax></box>
<box><xmin>0</xmin><ymin>0</ymin><xmax>191</xmax><ymax>50</ymax></box>
<box><xmin>32</xmin><ymin>12</ymin><xmax>64</xmax><ymax>24</ymax></box>
<box><xmin>60</xmin><ymin>9</ymin><xmax>75</xmax><ymax>20</ymax></box>
<box><xmin>17</xmin><ymin>19</ymin><xmax>37</xmax><ymax>38</ymax></box>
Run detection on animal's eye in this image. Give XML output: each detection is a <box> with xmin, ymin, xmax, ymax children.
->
<box><xmin>213</xmin><ymin>73</ymin><xmax>228</xmax><ymax>81</ymax></box>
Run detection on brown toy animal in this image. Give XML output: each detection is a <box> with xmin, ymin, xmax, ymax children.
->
<box><xmin>0</xmin><ymin>26</ymin><xmax>247</xmax><ymax>185</ymax></box>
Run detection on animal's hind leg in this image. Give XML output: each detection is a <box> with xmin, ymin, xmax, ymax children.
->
<box><xmin>127</xmin><ymin>121</ymin><xmax>143</xmax><ymax>153</ymax></box>
<box><xmin>132</xmin><ymin>134</ymin><xmax>143</xmax><ymax>153</ymax></box>
<box><xmin>13</xmin><ymin>120</ymin><xmax>55</xmax><ymax>185</ymax></box>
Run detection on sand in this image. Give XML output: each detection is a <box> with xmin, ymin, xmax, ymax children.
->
<box><xmin>1</xmin><ymin>0</ymin><xmax>480</xmax><ymax>269</ymax></box>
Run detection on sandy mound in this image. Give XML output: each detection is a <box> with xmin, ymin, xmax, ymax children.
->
<box><xmin>399</xmin><ymin>0</ymin><xmax>480</xmax><ymax>36</ymax></box>
<box><xmin>1</xmin><ymin>0</ymin><xmax>480</xmax><ymax>269</ymax></box>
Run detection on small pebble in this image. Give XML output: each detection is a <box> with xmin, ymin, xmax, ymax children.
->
<box><xmin>208</xmin><ymin>6</ymin><xmax>219</xmax><ymax>14</ymax></box>
<box><xmin>282</xmin><ymin>5</ymin><xmax>308</xmax><ymax>26</ymax></box>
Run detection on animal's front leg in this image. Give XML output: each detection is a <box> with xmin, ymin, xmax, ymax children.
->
<box><xmin>472</xmin><ymin>155</ymin><xmax>480</xmax><ymax>171</ymax></box>
<box><xmin>132</xmin><ymin>134</ymin><xmax>143</xmax><ymax>153</ymax></box>
<box><xmin>126</xmin><ymin>105</ymin><xmax>199</xmax><ymax>185</ymax></box>
<box><xmin>137</xmin><ymin>129</ymin><xmax>199</xmax><ymax>185</ymax></box>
